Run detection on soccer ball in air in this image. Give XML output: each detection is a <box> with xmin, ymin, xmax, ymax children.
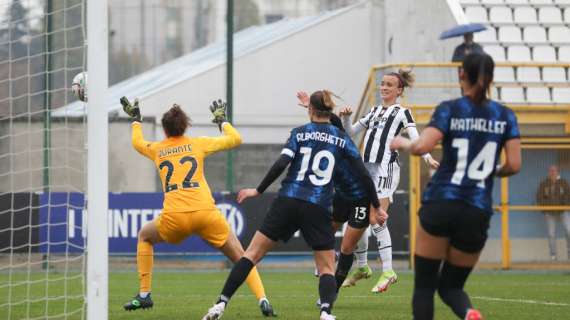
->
<box><xmin>71</xmin><ymin>72</ymin><xmax>87</xmax><ymax>102</ymax></box>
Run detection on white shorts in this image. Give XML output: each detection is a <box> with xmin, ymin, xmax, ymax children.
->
<box><xmin>364</xmin><ymin>161</ymin><xmax>400</xmax><ymax>202</ymax></box>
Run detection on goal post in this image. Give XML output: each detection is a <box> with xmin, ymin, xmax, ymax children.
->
<box><xmin>0</xmin><ymin>0</ymin><xmax>97</xmax><ymax>319</ymax></box>
<box><xmin>86</xmin><ymin>0</ymin><xmax>108</xmax><ymax>319</ymax></box>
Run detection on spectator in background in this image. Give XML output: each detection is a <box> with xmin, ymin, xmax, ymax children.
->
<box><xmin>536</xmin><ymin>165</ymin><xmax>570</xmax><ymax>260</ymax></box>
<box><xmin>451</xmin><ymin>33</ymin><xmax>484</xmax><ymax>62</ymax></box>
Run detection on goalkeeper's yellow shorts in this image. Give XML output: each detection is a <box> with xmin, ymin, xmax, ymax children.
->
<box><xmin>154</xmin><ymin>209</ymin><xmax>230</xmax><ymax>248</ymax></box>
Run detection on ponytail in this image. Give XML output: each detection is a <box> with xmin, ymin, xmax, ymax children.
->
<box><xmin>463</xmin><ymin>53</ymin><xmax>495</xmax><ymax>105</ymax></box>
<box><xmin>309</xmin><ymin>90</ymin><xmax>339</xmax><ymax>118</ymax></box>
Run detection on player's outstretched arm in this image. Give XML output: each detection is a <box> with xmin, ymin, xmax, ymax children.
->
<box><xmin>256</xmin><ymin>154</ymin><xmax>292</xmax><ymax>193</ymax></box>
<box><xmin>202</xmin><ymin>99</ymin><xmax>242</xmax><ymax>155</ymax></box>
<box><xmin>391</xmin><ymin>127</ymin><xmax>443</xmax><ymax>156</ymax></box>
<box><xmin>120</xmin><ymin>96</ymin><xmax>154</xmax><ymax>159</ymax></box>
<box><xmin>405</xmin><ymin>126</ymin><xmax>440</xmax><ymax>169</ymax></box>
<box><xmin>339</xmin><ymin>106</ymin><xmax>366</xmax><ymax>137</ymax></box>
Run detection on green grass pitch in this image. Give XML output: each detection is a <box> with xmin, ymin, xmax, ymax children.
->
<box><xmin>2</xmin><ymin>269</ymin><xmax>569</xmax><ymax>319</ymax></box>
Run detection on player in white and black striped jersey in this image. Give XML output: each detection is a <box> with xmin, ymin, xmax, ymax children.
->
<box><xmin>340</xmin><ymin>69</ymin><xmax>440</xmax><ymax>293</ymax></box>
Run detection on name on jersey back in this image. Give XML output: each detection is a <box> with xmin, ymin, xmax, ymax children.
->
<box><xmin>158</xmin><ymin>144</ymin><xmax>192</xmax><ymax>158</ymax></box>
<box><xmin>450</xmin><ymin>118</ymin><xmax>507</xmax><ymax>134</ymax></box>
<box><xmin>296</xmin><ymin>131</ymin><xmax>346</xmax><ymax>148</ymax></box>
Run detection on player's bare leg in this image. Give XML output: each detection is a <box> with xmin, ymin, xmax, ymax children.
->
<box><xmin>219</xmin><ymin>231</ymin><xmax>276</xmax><ymax>317</ymax></box>
<box><xmin>314</xmin><ymin>221</ymin><xmax>342</xmax><ymax>277</ymax></box>
<box><xmin>123</xmin><ymin>221</ymin><xmax>163</xmax><ymax>311</ymax></box>
<box><xmin>203</xmin><ymin>232</ymin><xmax>276</xmax><ymax>320</ymax></box>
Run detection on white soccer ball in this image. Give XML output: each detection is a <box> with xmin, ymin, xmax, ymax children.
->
<box><xmin>71</xmin><ymin>72</ymin><xmax>87</xmax><ymax>102</ymax></box>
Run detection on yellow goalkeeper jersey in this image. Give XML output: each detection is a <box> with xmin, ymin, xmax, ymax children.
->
<box><xmin>131</xmin><ymin>122</ymin><xmax>242</xmax><ymax>213</ymax></box>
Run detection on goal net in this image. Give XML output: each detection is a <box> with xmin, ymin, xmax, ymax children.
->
<box><xmin>0</xmin><ymin>0</ymin><xmax>87</xmax><ymax>319</ymax></box>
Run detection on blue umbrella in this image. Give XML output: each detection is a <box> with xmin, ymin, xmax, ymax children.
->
<box><xmin>439</xmin><ymin>23</ymin><xmax>487</xmax><ymax>40</ymax></box>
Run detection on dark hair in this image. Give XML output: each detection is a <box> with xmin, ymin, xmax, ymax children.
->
<box><xmin>161</xmin><ymin>104</ymin><xmax>190</xmax><ymax>137</ymax></box>
<box><xmin>309</xmin><ymin>90</ymin><xmax>337</xmax><ymax>118</ymax></box>
<box><xmin>462</xmin><ymin>53</ymin><xmax>495</xmax><ymax>105</ymax></box>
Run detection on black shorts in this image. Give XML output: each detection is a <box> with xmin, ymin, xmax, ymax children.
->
<box><xmin>332</xmin><ymin>194</ymin><xmax>370</xmax><ymax>229</ymax></box>
<box><xmin>259</xmin><ymin>197</ymin><xmax>335</xmax><ymax>251</ymax></box>
<box><xmin>419</xmin><ymin>200</ymin><xmax>491</xmax><ymax>253</ymax></box>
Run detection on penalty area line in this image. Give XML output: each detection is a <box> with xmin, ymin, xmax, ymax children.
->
<box><xmin>473</xmin><ymin>296</ymin><xmax>570</xmax><ymax>307</ymax></box>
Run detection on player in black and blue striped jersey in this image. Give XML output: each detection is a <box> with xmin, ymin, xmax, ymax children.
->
<box><xmin>391</xmin><ymin>53</ymin><xmax>521</xmax><ymax>320</ymax></box>
<box><xmin>202</xmin><ymin>90</ymin><xmax>385</xmax><ymax>320</ymax></box>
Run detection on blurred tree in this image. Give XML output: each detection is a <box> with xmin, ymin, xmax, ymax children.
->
<box><xmin>235</xmin><ymin>0</ymin><xmax>260</xmax><ymax>32</ymax></box>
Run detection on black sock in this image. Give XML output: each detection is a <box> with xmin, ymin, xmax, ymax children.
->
<box><xmin>319</xmin><ymin>273</ymin><xmax>337</xmax><ymax>314</ymax></box>
<box><xmin>437</xmin><ymin>262</ymin><xmax>473</xmax><ymax>319</ymax></box>
<box><xmin>335</xmin><ymin>253</ymin><xmax>354</xmax><ymax>291</ymax></box>
<box><xmin>217</xmin><ymin>257</ymin><xmax>255</xmax><ymax>305</ymax></box>
<box><xmin>412</xmin><ymin>255</ymin><xmax>442</xmax><ymax>320</ymax></box>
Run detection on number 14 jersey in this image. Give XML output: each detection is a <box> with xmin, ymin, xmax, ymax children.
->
<box><xmin>279</xmin><ymin>122</ymin><xmax>362</xmax><ymax>209</ymax></box>
<box><xmin>422</xmin><ymin>97</ymin><xmax>520</xmax><ymax>213</ymax></box>
<box><xmin>131</xmin><ymin>122</ymin><xmax>242</xmax><ymax>213</ymax></box>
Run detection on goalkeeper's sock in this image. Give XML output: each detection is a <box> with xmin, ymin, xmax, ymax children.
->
<box><xmin>137</xmin><ymin>241</ymin><xmax>154</xmax><ymax>293</ymax></box>
<box><xmin>244</xmin><ymin>266</ymin><xmax>266</xmax><ymax>300</ymax></box>
<box><xmin>218</xmin><ymin>257</ymin><xmax>255</xmax><ymax>304</ymax></box>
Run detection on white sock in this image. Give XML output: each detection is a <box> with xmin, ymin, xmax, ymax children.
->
<box><xmin>259</xmin><ymin>297</ymin><xmax>268</xmax><ymax>305</ymax></box>
<box><xmin>372</xmin><ymin>223</ymin><xmax>392</xmax><ymax>272</ymax></box>
<box><xmin>139</xmin><ymin>291</ymin><xmax>149</xmax><ymax>298</ymax></box>
<box><xmin>355</xmin><ymin>227</ymin><xmax>370</xmax><ymax>268</ymax></box>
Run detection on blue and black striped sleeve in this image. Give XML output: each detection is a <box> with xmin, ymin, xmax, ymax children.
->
<box><xmin>504</xmin><ymin>107</ymin><xmax>520</xmax><ymax>141</ymax></box>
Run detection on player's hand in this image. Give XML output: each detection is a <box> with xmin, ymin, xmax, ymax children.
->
<box><xmin>339</xmin><ymin>106</ymin><xmax>353</xmax><ymax>117</ymax></box>
<box><xmin>209</xmin><ymin>99</ymin><xmax>227</xmax><ymax>130</ymax></box>
<box><xmin>296</xmin><ymin>91</ymin><xmax>309</xmax><ymax>108</ymax></box>
<box><xmin>390</xmin><ymin>136</ymin><xmax>411</xmax><ymax>151</ymax></box>
<box><xmin>237</xmin><ymin>188</ymin><xmax>260</xmax><ymax>203</ymax></box>
<box><xmin>120</xmin><ymin>96</ymin><xmax>142</xmax><ymax>122</ymax></box>
<box><xmin>369</xmin><ymin>205</ymin><xmax>388</xmax><ymax>225</ymax></box>
<box><xmin>426</xmin><ymin>157</ymin><xmax>440</xmax><ymax>170</ymax></box>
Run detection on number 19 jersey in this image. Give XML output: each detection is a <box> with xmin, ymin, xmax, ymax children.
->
<box><xmin>422</xmin><ymin>97</ymin><xmax>520</xmax><ymax>213</ymax></box>
<box><xmin>131</xmin><ymin>122</ymin><xmax>242</xmax><ymax>213</ymax></box>
<box><xmin>279</xmin><ymin>122</ymin><xmax>362</xmax><ymax>210</ymax></box>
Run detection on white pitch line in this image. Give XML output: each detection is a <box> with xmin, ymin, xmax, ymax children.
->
<box><xmin>114</xmin><ymin>293</ymin><xmax>570</xmax><ymax>307</ymax></box>
<box><xmin>472</xmin><ymin>296</ymin><xmax>570</xmax><ymax>307</ymax></box>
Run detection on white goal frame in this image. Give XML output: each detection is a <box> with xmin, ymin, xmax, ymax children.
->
<box><xmin>86</xmin><ymin>0</ymin><xmax>108</xmax><ymax>319</ymax></box>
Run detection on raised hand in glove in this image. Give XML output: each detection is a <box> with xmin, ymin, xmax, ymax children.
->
<box><xmin>120</xmin><ymin>96</ymin><xmax>142</xmax><ymax>122</ymax></box>
<box><xmin>209</xmin><ymin>99</ymin><xmax>227</xmax><ymax>130</ymax></box>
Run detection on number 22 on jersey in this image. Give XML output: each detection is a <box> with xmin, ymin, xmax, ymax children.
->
<box><xmin>159</xmin><ymin>156</ymin><xmax>200</xmax><ymax>192</ymax></box>
<box><xmin>451</xmin><ymin>138</ymin><xmax>498</xmax><ymax>188</ymax></box>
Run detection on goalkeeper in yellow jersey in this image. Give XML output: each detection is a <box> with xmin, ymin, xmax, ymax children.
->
<box><xmin>120</xmin><ymin>97</ymin><xmax>276</xmax><ymax>317</ymax></box>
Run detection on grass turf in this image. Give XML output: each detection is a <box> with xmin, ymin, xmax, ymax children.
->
<box><xmin>1</xmin><ymin>269</ymin><xmax>569</xmax><ymax>319</ymax></box>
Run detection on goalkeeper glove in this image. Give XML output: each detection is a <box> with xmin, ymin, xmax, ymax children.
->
<box><xmin>209</xmin><ymin>99</ymin><xmax>227</xmax><ymax>130</ymax></box>
<box><xmin>120</xmin><ymin>96</ymin><xmax>142</xmax><ymax>122</ymax></box>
